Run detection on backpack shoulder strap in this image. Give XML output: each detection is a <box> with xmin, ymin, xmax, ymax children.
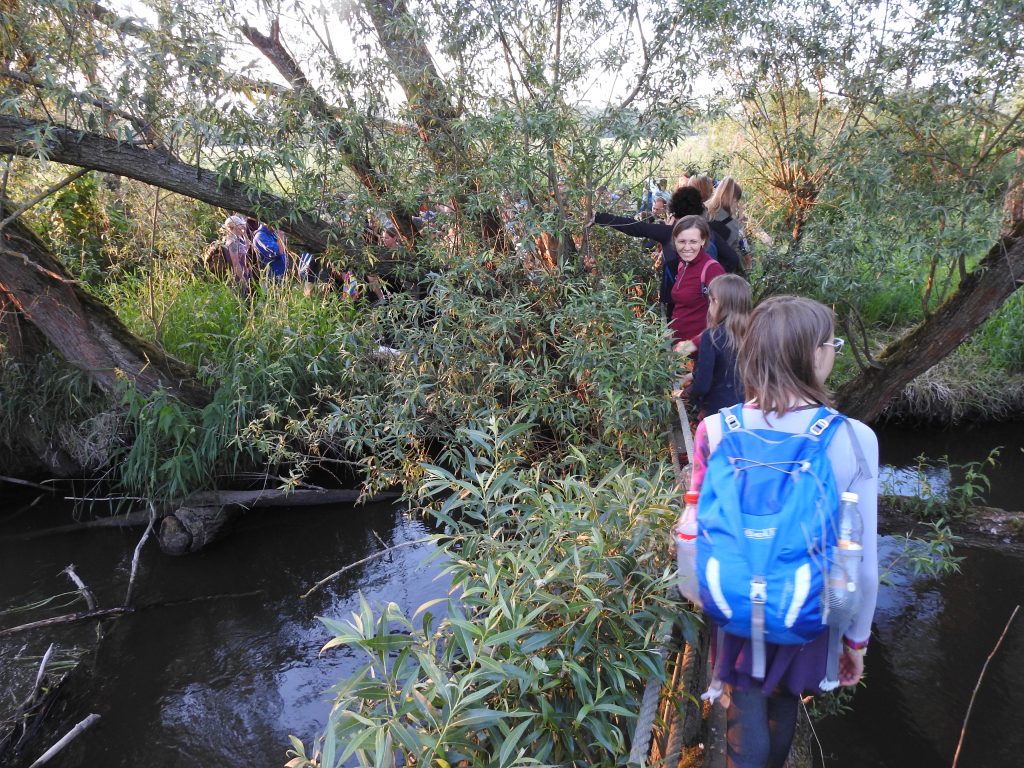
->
<box><xmin>705</xmin><ymin>403</ymin><xmax>743</xmax><ymax>455</ymax></box>
<box><xmin>805</xmin><ymin>407</ymin><xmax>873</xmax><ymax>489</ymax></box>
<box><xmin>700</xmin><ymin>259</ymin><xmax>713</xmax><ymax>299</ymax></box>
<box><xmin>842</xmin><ymin>418</ymin><xmax>873</xmax><ymax>490</ymax></box>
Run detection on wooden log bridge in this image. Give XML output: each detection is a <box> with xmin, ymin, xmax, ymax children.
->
<box><xmin>629</xmin><ymin>622</ymin><xmax>728</xmax><ymax>768</ymax></box>
<box><xmin>157</xmin><ymin>488</ymin><xmax>399</xmax><ymax>555</ymax></box>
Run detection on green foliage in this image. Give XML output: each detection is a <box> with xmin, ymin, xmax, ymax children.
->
<box><xmin>884</xmin><ymin>449</ymin><xmax>1000</xmax><ymax>523</ymax></box>
<box><xmin>975</xmin><ymin>291</ymin><xmax>1024</xmax><ymax>373</ymax></box>
<box><xmin>295</xmin><ymin>425</ymin><xmax>689</xmax><ymax>767</ymax></box>
<box><xmin>100</xmin><ymin>235</ymin><xmax>674</xmax><ymax>502</ymax></box>
<box><xmin>808</xmin><ymin>685</ymin><xmax>857</xmax><ymax>721</ymax></box>
<box><xmin>880</xmin><ymin>519</ymin><xmax>964</xmax><ymax>585</ymax></box>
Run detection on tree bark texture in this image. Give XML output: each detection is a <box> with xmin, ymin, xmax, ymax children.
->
<box><xmin>0</xmin><ymin>209</ymin><xmax>210</xmax><ymax>406</ymax></box>
<box><xmin>359</xmin><ymin>0</ymin><xmax>506</xmax><ymax>244</ymax></box>
<box><xmin>239</xmin><ymin>21</ymin><xmax>421</xmax><ymax>242</ymax></box>
<box><xmin>837</xmin><ymin>219</ymin><xmax>1024</xmax><ymax>422</ymax></box>
<box><xmin>0</xmin><ymin>115</ymin><xmax>338</xmax><ymax>251</ymax></box>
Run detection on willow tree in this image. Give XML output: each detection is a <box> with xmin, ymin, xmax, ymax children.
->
<box><xmin>2</xmin><ymin>0</ymin><xmax>1023</xmax><ymax>432</ymax></box>
<box><xmin>698</xmin><ymin>0</ymin><xmax>1024</xmax><ymax>420</ymax></box>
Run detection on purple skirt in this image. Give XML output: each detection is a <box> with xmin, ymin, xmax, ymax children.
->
<box><xmin>713</xmin><ymin>628</ymin><xmax>830</xmax><ymax>696</ymax></box>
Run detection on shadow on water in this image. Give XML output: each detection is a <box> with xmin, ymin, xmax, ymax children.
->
<box><xmin>0</xmin><ymin>495</ymin><xmax>449</xmax><ymax>768</ymax></box>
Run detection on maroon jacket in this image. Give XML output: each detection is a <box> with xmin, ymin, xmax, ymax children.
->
<box><xmin>669</xmin><ymin>250</ymin><xmax>725</xmax><ymax>345</ymax></box>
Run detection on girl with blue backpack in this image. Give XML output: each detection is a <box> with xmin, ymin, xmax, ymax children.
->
<box><xmin>686</xmin><ymin>296</ymin><xmax>879</xmax><ymax>768</ymax></box>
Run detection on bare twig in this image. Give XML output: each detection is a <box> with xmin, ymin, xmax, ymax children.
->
<box><xmin>28</xmin><ymin>643</ymin><xmax>56</xmax><ymax>708</ymax></box>
<box><xmin>801</xmin><ymin>695</ymin><xmax>826</xmax><ymax>768</ymax></box>
<box><xmin>301</xmin><ymin>537</ymin><xmax>434</xmax><ymax>599</ymax></box>
<box><xmin>0</xmin><ymin>244</ymin><xmax>74</xmax><ymax>283</ymax></box>
<box><xmin>0</xmin><ymin>475</ymin><xmax>54</xmax><ymax>491</ymax></box>
<box><xmin>27</xmin><ymin>713</ymin><xmax>100</xmax><ymax>767</ymax></box>
<box><xmin>0</xmin><ymin>608</ymin><xmax>129</xmax><ymax>638</ymax></box>
<box><xmin>62</xmin><ymin>565</ymin><xmax>96</xmax><ymax>611</ymax></box>
<box><xmin>124</xmin><ymin>505</ymin><xmax>155</xmax><ymax>607</ymax></box>
<box><xmin>0</xmin><ymin>168</ymin><xmax>91</xmax><ymax>232</ymax></box>
<box><xmin>952</xmin><ymin>604</ymin><xmax>1020</xmax><ymax>767</ymax></box>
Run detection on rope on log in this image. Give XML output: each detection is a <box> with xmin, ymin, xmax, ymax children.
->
<box><xmin>629</xmin><ymin>620</ymin><xmax>677</xmax><ymax>764</ymax></box>
<box><xmin>630</xmin><ymin>380</ymin><xmax>705</xmax><ymax>764</ymax></box>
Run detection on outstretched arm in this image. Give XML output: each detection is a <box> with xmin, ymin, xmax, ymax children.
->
<box><xmin>593</xmin><ymin>212</ymin><xmax>672</xmax><ymax>245</ymax></box>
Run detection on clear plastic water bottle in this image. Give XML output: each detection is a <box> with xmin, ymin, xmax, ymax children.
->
<box><xmin>675</xmin><ymin>490</ymin><xmax>701</xmax><ymax>605</ymax></box>
<box><xmin>837</xmin><ymin>491</ymin><xmax>864</xmax><ymax>592</ymax></box>
<box><xmin>822</xmin><ymin>491</ymin><xmax>865</xmax><ymax>688</ymax></box>
<box><xmin>825</xmin><ymin>491</ymin><xmax>863</xmax><ymax>624</ymax></box>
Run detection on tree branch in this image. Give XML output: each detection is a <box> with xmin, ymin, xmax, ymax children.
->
<box><xmin>0</xmin><ymin>168</ymin><xmax>91</xmax><ymax>232</ymax></box>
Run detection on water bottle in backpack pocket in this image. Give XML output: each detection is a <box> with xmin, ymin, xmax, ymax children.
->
<box><xmin>675</xmin><ymin>490</ymin><xmax>702</xmax><ymax>605</ymax></box>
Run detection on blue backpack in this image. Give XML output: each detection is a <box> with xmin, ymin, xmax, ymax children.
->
<box><xmin>696</xmin><ymin>404</ymin><xmax>847</xmax><ymax>679</ymax></box>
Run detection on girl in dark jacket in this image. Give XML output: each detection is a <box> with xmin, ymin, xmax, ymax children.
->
<box><xmin>686</xmin><ymin>274</ymin><xmax>752</xmax><ymax>418</ymax></box>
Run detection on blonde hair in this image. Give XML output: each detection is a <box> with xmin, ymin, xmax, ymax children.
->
<box><xmin>706</xmin><ymin>176</ymin><xmax>742</xmax><ymax>220</ymax></box>
<box><xmin>687</xmin><ymin>175</ymin><xmax>714</xmax><ymax>203</ymax></box>
<box><xmin>739</xmin><ymin>296</ymin><xmax>834</xmax><ymax>416</ymax></box>
<box><xmin>707</xmin><ymin>274</ymin><xmax>752</xmax><ymax>351</ymax></box>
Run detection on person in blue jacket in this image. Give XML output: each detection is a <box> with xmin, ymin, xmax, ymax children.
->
<box><xmin>252</xmin><ymin>222</ymin><xmax>290</xmax><ymax>280</ymax></box>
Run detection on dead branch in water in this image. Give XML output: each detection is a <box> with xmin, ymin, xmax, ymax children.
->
<box><xmin>124</xmin><ymin>506</ymin><xmax>155</xmax><ymax>607</ymax></box>
<box><xmin>61</xmin><ymin>566</ymin><xmax>96</xmax><ymax>612</ymax></box>
<box><xmin>0</xmin><ymin>475</ymin><xmax>55</xmax><ymax>492</ymax></box>
<box><xmin>301</xmin><ymin>537</ymin><xmax>434</xmax><ymax>599</ymax></box>
<box><xmin>0</xmin><ymin>608</ymin><xmax>131</xmax><ymax>639</ymax></box>
<box><xmin>27</xmin><ymin>713</ymin><xmax>99</xmax><ymax>767</ymax></box>
<box><xmin>952</xmin><ymin>604</ymin><xmax>1020</xmax><ymax>767</ymax></box>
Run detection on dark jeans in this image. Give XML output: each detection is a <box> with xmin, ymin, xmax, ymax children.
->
<box><xmin>726</xmin><ymin>687</ymin><xmax>799</xmax><ymax>768</ymax></box>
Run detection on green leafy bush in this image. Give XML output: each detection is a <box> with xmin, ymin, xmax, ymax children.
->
<box><xmin>291</xmin><ymin>424</ymin><xmax>691</xmax><ymax>767</ymax></box>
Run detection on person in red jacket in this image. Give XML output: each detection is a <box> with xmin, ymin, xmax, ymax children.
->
<box><xmin>670</xmin><ymin>215</ymin><xmax>725</xmax><ymax>352</ymax></box>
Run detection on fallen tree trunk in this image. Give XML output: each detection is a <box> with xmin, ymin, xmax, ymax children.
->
<box><xmin>0</xmin><ymin>115</ymin><xmax>339</xmax><ymax>251</ymax></box>
<box><xmin>837</xmin><ymin>219</ymin><xmax>1024</xmax><ymax>422</ymax></box>
<box><xmin>157</xmin><ymin>488</ymin><xmax>400</xmax><ymax>555</ymax></box>
<box><xmin>0</xmin><ymin>210</ymin><xmax>211</xmax><ymax>406</ymax></box>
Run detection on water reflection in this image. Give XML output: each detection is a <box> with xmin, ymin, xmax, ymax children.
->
<box><xmin>0</xmin><ymin>499</ymin><xmax>450</xmax><ymax>768</ymax></box>
<box><xmin>876</xmin><ymin>420</ymin><xmax>1023</xmax><ymax>510</ymax></box>
<box><xmin>815</xmin><ymin>539</ymin><xmax>1024</xmax><ymax>767</ymax></box>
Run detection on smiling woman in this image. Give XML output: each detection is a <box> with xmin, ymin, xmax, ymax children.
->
<box><xmin>669</xmin><ymin>215</ymin><xmax>724</xmax><ymax>349</ymax></box>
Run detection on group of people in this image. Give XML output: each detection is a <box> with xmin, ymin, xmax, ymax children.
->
<box><xmin>210</xmin><ymin>215</ymin><xmax>297</xmax><ymax>296</ymax></box>
<box><xmin>210</xmin><ymin>213</ymin><xmax>414</xmax><ymax>302</ymax></box>
<box><xmin>597</xmin><ymin>175</ymin><xmax>880</xmax><ymax>768</ymax></box>
<box><xmin>205</xmin><ymin>175</ymin><xmax>878</xmax><ymax>768</ymax></box>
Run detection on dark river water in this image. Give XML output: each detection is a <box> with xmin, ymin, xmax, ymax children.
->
<box><xmin>0</xmin><ymin>496</ymin><xmax>450</xmax><ymax>767</ymax></box>
<box><xmin>1</xmin><ymin>420</ymin><xmax>1021</xmax><ymax>767</ymax></box>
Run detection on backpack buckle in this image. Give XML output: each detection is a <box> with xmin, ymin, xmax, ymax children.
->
<box><xmin>724</xmin><ymin>413</ymin><xmax>741</xmax><ymax>431</ymax></box>
<box><xmin>750</xmin><ymin>576</ymin><xmax>767</xmax><ymax>604</ymax></box>
<box><xmin>809</xmin><ymin>417</ymin><xmax>830</xmax><ymax>436</ymax></box>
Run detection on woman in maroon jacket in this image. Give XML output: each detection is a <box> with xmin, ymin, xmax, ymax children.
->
<box><xmin>670</xmin><ymin>215</ymin><xmax>725</xmax><ymax>352</ymax></box>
